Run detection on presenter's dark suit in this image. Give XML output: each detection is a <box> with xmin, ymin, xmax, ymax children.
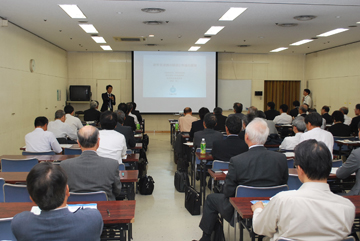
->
<box><xmin>60</xmin><ymin>151</ymin><xmax>122</xmax><ymax>201</ymax></box>
<box><xmin>193</xmin><ymin>128</ymin><xmax>223</xmax><ymax>149</ymax></box>
<box><xmin>12</xmin><ymin>208</ymin><xmax>103</xmax><ymax>241</ymax></box>
<box><xmin>115</xmin><ymin>123</ymin><xmax>136</xmax><ymax>148</ymax></box>
<box><xmin>101</xmin><ymin>92</ymin><xmax>115</xmax><ymax>112</ymax></box>
<box><xmin>199</xmin><ymin>146</ymin><xmax>288</xmax><ymax>234</ymax></box>
<box><xmin>265</xmin><ymin>109</ymin><xmax>280</xmax><ymax>120</ymax></box>
<box><xmin>214</xmin><ymin>114</ymin><xmax>227</xmax><ymax>132</ymax></box>
<box><xmin>322</xmin><ymin>113</ymin><xmax>333</xmax><ymax>124</ymax></box>
<box><xmin>211</xmin><ymin>135</ymin><xmax>248</xmax><ymax>162</ymax></box>
<box><xmin>124</xmin><ymin>115</ymin><xmax>136</xmax><ymax>131</ymax></box>
<box><xmin>84</xmin><ymin>108</ymin><xmax>101</xmax><ymax>122</ymax></box>
<box><xmin>189</xmin><ymin>120</ymin><xmax>204</xmax><ymax>141</ymax></box>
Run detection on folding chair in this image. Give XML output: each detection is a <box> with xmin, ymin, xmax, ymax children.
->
<box><xmin>68</xmin><ymin>191</ymin><xmax>108</xmax><ymax>202</ymax></box>
<box><xmin>22</xmin><ymin>151</ymin><xmax>55</xmax><ymax>155</ymax></box>
<box><xmin>287</xmin><ymin>175</ymin><xmax>302</xmax><ymax>190</ymax></box>
<box><xmin>119</xmin><ymin>163</ymin><xmax>125</xmax><ymax>171</ymax></box>
<box><xmin>3</xmin><ymin>184</ymin><xmax>32</xmax><ymax>202</ymax></box>
<box><xmin>1</xmin><ymin>158</ymin><xmax>38</xmax><ymax>172</ymax></box>
<box><xmin>0</xmin><ymin>178</ymin><xmax>4</xmax><ymax>202</ymax></box>
<box><xmin>287</xmin><ymin>159</ymin><xmax>294</xmax><ymax>168</ymax></box>
<box><xmin>64</xmin><ymin>148</ymin><xmax>82</xmax><ymax>155</ymax></box>
<box><xmin>210</xmin><ymin>160</ymin><xmax>229</xmax><ymax>192</ymax></box>
<box><xmin>332</xmin><ymin>160</ymin><xmax>343</xmax><ymax>167</ymax></box>
<box><xmin>0</xmin><ymin>218</ymin><xmax>17</xmax><ymax>241</ymax></box>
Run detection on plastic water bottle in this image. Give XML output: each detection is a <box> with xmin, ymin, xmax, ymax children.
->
<box><xmin>136</xmin><ymin>123</ymin><xmax>140</xmax><ymax>130</ymax></box>
<box><xmin>175</xmin><ymin>123</ymin><xmax>179</xmax><ymax>131</ymax></box>
<box><xmin>200</xmin><ymin>138</ymin><xmax>206</xmax><ymax>154</ymax></box>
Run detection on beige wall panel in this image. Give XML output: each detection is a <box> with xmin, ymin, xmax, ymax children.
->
<box><xmin>67</xmin><ymin>52</ymin><xmax>93</xmax><ymax>79</ymax></box>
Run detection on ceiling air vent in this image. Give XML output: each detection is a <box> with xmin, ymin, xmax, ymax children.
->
<box><xmin>276</xmin><ymin>23</ymin><xmax>298</xmax><ymax>27</ymax></box>
<box><xmin>143</xmin><ymin>21</ymin><xmax>167</xmax><ymax>25</ymax></box>
<box><xmin>294</xmin><ymin>15</ymin><xmax>316</xmax><ymax>21</ymax></box>
<box><xmin>146</xmin><ymin>44</ymin><xmax>157</xmax><ymax>46</ymax></box>
<box><xmin>113</xmin><ymin>37</ymin><xmax>146</xmax><ymax>42</ymax></box>
<box><xmin>141</xmin><ymin>8</ymin><xmax>165</xmax><ymax>13</ymax></box>
<box><xmin>237</xmin><ymin>45</ymin><xmax>251</xmax><ymax>47</ymax></box>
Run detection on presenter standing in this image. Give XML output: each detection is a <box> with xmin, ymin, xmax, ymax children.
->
<box><xmin>302</xmin><ymin>89</ymin><xmax>312</xmax><ymax>108</ymax></box>
<box><xmin>101</xmin><ymin>85</ymin><xmax>116</xmax><ymax>112</ymax></box>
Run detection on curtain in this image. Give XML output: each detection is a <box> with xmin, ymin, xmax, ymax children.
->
<box><xmin>264</xmin><ymin>81</ymin><xmax>300</xmax><ymax>112</ymax></box>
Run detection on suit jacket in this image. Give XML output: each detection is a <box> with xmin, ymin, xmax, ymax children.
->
<box><xmin>189</xmin><ymin>119</ymin><xmax>204</xmax><ymax>141</ymax></box>
<box><xmin>12</xmin><ymin>208</ymin><xmax>103</xmax><ymax>241</ymax></box>
<box><xmin>124</xmin><ymin>115</ymin><xmax>136</xmax><ymax>131</ymax></box>
<box><xmin>328</xmin><ymin>123</ymin><xmax>351</xmax><ymax>137</ymax></box>
<box><xmin>60</xmin><ymin>151</ymin><xmax>122</xmax><ymax>200</ymax></box>
<box><xmin>337</xmin><ymin>148</ymin><xmax>360</xmax><ymax>195</ymax></box>
<box><xmin>322</xmin><ymin>113</ymin><xmax>333</xmax><ymax>124</ymax></box>
<box><xmin>238</xmin><ymin>130</ymin><xmax>245</xmax><ymax>140</ymax></box>
<box><xmin>101</xmin><ymin>92</ymin><xmax>115</xmax><ymax>112</ymax></box>
<box><xmin>193</xmin><ymin>128</ymin><xmax>223</xmax><ymax>149</ymax></box>
<box><xmin>289</xmin><ymin>108</ymin><xmax>299</xmax><ymax>118</ymax></box>
<box><xmin>211</xmin><ymin>135</ymin><xmax>248</xmax><ymax>162</ymax></box>
<box><xmin>84</xmin><ymin>108</ymin><xmax>101</xmax><ymax>122</ymax></box>
<box><xmin>214</xmin><ymin>114</ymin><xmax>227</xmax><ymax>132</ymax></box>
<box><xmin>132</xmin><ymin>110</ymin><xmax>142</xmax><ymax>123</ymax></box>
<box><xmin>350</xmin><ymin>115</ymin><xmax>360</xmax><ymax>135</ymax></box>
<box><xmin>115</xmin><ymin>123</ymin><xmax>136</xmax><ymax>148</ymax></box>
<box><xmin>265</xmin><ymin>109</ymin><xmax>280</xmax><ymax>120</ymax></box>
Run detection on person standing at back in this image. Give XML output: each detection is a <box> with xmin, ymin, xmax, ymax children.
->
<box><xmin>101</xmin><ymin>85</ymin><xmax>115</xmax><ymax>112</ymax></box>
<box><xmin>302</xmin><ymin>89</ymin><xmax>312</xmax><ymax>107</ymax></box>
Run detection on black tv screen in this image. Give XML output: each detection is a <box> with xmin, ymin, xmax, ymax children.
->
<box><xmin>69</xmin><ymin>85</ymin><xmax>91</xmax><ymax>101</ymax></box>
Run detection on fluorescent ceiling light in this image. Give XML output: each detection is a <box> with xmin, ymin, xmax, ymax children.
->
<box><xmin>79</xmin><ymin>24</ymin><xmax>98</xmax><ymax>34</ymax></box>
<box><xmin>195</xmin><ymin>38</ymin><xmax>211</xmax><ymax>44</ymax></box>
<box><xmin>219</xmin><ymin>7</ymin><xmax>247</xmax><ymax>21</ymax></box>
<box><xmin>91</xmin><ymin>36</ymin><xmax>106</xmax><ymax>43</ymax></box>
<box><xmin>290</xmin><ymin>39</ymin><xmax>313</xmax><ymax>46</ymax></box>
<box><xmin>317</xmin><ymin>28</ymin><xmax>348</xmax><ymax>37</ymax></box>
<box><xmin>59</xmin><ymin>5</ymin><xmax>86</xmax><ymax>19</ymax></box>
<box><xmin>205</xmin><ymin>26</ymin><xmax>224</xmax><ymax>35</ymax></box>
<box><xmin>101</xmin><ymin>45</ymin><xmax>112</xmax><ymax>51</ymax></box>
<box><xmin>188</xmin><ymin>46</ymin><xmax>201</xmax><ymax>51</ymax></box>
<box><xmin>270</xmin><ymin>47</ymin><xmax>288</xmax><ymax>52</ymax></box>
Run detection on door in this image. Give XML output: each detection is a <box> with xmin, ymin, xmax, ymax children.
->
<box><xmin>96</xmin><ymin>80</ymin><xmax>121</xmax><ymax>110</ymax></box>
<box><xmin>263</xmin><ymin>81</ymin><xmax>301</xmax><ymax>112</ymax></box>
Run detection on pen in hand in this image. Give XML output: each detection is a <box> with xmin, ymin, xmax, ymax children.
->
<box><xmin>107</xmin><ymin>209</ymin><xmax>110</xmax><ymax>217</ymax></box>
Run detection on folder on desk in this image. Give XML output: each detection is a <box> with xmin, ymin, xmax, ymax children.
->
<box><xmin>211</xmin><ymin>168</ymin><xmax>223</xmax><ymax>173</ymax></box>
<box><xmin>31</xmin><ymin>203</ymin><xmax>97</xmax><ymax>215</ymax></box>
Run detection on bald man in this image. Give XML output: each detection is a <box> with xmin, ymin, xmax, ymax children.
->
<box><xmin>178</xmin><ymin>107</ymin><xmax>198</xmax><ymax>132</ymax></box>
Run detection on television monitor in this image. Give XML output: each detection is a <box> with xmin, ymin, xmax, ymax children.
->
<box><xmin>69</xmin><ymin>85</ymin><xmax>91</xmax><ymax>101</ymax></box>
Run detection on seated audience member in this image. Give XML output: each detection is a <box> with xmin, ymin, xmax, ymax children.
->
<box><xmin>211</xmin><ymin>115</ymin><xmax>248</xmax><ymax>162</ymax></box>
<box><xmin>12</xmin><ymin>162</ymin><xmax>103</xmax><ymax>241</ymax></box>
<box><xmin>239</xmin><ymin>113</ymin><xmax>256</xmax><ymax>140</ymax></box>
<box><xmin>264</xmin><ymin>102</ymin><xmax>280</xmax><ymax>120</ymax></box>
<box><xmin>308</xmin><ymin>108</ymin><xmax>326</xmax><ymax>129</ymax></box>
<box><xmin>279</xmin><ymin>116</ymin><xmax>305</xmax><ymax>150</ymax></box>
<box><xmin>126</xmin><ymin>102</ymin><xmax>139</xmax><ymax>125</ymax></box>
<box><xmin>97</xmin><ymin>111</ymin><xmax>127</xmax><ymax>163</ymax></box>
<box><xmin>190</xmin><ymin>107</ymin><xmax>210</xmax><ymax>141</ymax></box>
<box><xmin>273</xmin><ymin>104</ymin><xmax>292</xmax><ymax>125</ymax></box>
<box><xmin>64</xmin><ymin>105</ymin><xmax>83</xmax><ymax>131</ymax></box>
<box><xmin>178</xmin><ymin>107</ymin><xmax>198</xmax><ymax>132</ymax></box>
<box><xmin>298</xmin><ymin>104</ymin><xmax>308</xmax><ymax>117</ymax></box>
<box><xmin>256</xmin><ymin>110</ymin><xmax>278</xmax><ymax>134</ymax></box>
<box><xmin>321</xmin><ymin>105</ymin><xmax>332</xmax><ymax>124</ymax></box>
<box><xmin>340</xmin><ymin>106</ymin><xmax>352</xmax><ymax>126</ymax></box>
<box><xmin>195</xmin><ymin>118</ymin><xmax>288</xmax><ymax>241</ymax></box>
<box><xmin>289</xmin><ymin>100</ymin><xmax>300</xmax><ymax>118</ymax></box>
<box><xmin>247</xmin><ymin>106</ymin><xmax>258</xmax><ymax>115</ymax></box>
<box><xmin>299</xmin><ymin>113</ymin><xmax>334</xmax><ymax>155</ymax></box>
<box><xmin>252</xmin><ymin>139</ymin><xmax>355</xmax><ymax>241</ymax></box>
<box><xmin>114</xmin><ymin>110</ymin><xmax>136</xmax><ymax>149</ymax></box>
<box><xmin>337</xmin><ymin>122</ymin><xmax>360</xmax><ymax>195</ymax></box>
<box><xmin>25</xmin><ymin>116</ymin><xmax>62</xmax><ymax>154</ymax></box>
<box><xmin>84</xmin><ymin>100</ymin><xmax>101</xmax><ymax>123</ymax></box>
<box><xmin>350</xmin><ymin>104</ymin><xmax>360</xmax><ymax>135</ymax></box>
<box><xmin>131</xmin><ymin>102</ymin><xmax>142</xmax><ymax>123</ymax></box>
<box><xmin>213</xmin><ymin>107</ymin><xmax>227</xmax><ymax>132</ymax></box>
<box><xmin>193</xmin><ymin>113</ymin><xmax>223</xmax><ymax>149</ymax></box>
<box><xmin>228</xmin><ymin>102</ymin><xmax>244</xmax><ymax>119</ymax></box>
<box><xmin>328</xmin><ymin>111</ymin><xmax>351</xmax><ymax>137</ymax></box>
<box><xmin>48</xmin><ymin>110</ymin><xmax>77</xmax><ymax>141</ymax></box>
<box><xmin>302</xmin><ymin>88</ymin><xmax>312</xmax><ymax>107</ymax></box>
<box><xmin>118</xmin><ymin>103</ymin><xmax>136</xmax><ymax>131</ymax></box>
<box><xmin>60</xmin><ymin>125</ymin><xmax>122</xmax><ymax>200</ymax></box>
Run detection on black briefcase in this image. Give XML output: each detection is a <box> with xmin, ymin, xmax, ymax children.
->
<box><xmin>185</xmin><ymin>185</ymin><xmax>201</xmax><ymax>215</ymax></box>
<box><xmin>174</xmin><ymin>171</ymin><xmax>189</xmax><ymax>192</ymax></box>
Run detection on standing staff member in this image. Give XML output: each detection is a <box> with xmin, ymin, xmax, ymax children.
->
<box><xmin>101</xmin><ymin>85</ymin><xmax>115</xmax><ymax>112</ymax></box>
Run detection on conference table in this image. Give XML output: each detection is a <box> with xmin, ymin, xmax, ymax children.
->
<box><xmin>20</xmin><ymin>143</ymin><xmax>143</xmax><ymax>151</ymax></box>
<box><xmin>0</xmin><ymin>200</ymin><xmax>136</xmax><ymax>241</ymax></box>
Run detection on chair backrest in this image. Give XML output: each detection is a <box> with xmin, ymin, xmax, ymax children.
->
<box><xmin>22</xmin><ymin>151</ymin><xmax>55</xmax><ymax>155</ymax></box>
<box><xmin>212</xmin><ymin>160</ymin><xmax>229</xmax><ymax>170</ymax></box>
<box><xmin>235</xmin><ymin>184</ymin><xmax>288</xmax><ymax>197</ymax></box>
<box><xmin>0</xmin><ymin>178</ymin><xmax>4</xmax><ymax>202</ymax></box>
<box><xmin>63</xmin><ymin>148</ymin><xmax>82</xmax><ymax>155</ymax></box>
<box><xmin>195</xmin><ymin>148</ymin><xmax>212</xmax><ymax>165</ymax></box>
<box><xmin>3</xmin><ymin>184</ymin><xmax>32</xmax><ymax>202</ymax></box>
<box><xmin>287</xmin><ymin>159</ymin><xmax>294</xmax><ymax>168</ymax></box>
<box><xmin>1</xmin><ymin>158</ymin><xmax>38</xmax><ymax>172</ymax></box>
<box><xmin>0</xmin><ymin>218</ymin><xmax>17</xmax><ymax>241</ymax></box>
<box><xmin>119</xmin><ymin>163</ymin><xmax>125</xmax><ymax>171</ymax></box>
<box><xmin>332</xmin><ymin>160</ymin><xmax>343</xmax><ymax>167</ymax></box>
<box><xmin>287</xmin><ymin>175</ymin><xmax>303</xmax><ymax>190</ymax></box>
<box><xmin>68</xmin><ymin>191</ymin><xmax>108</xmax><ymax>202</ymax></box>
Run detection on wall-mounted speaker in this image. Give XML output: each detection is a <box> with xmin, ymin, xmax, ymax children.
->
<box><xmin>255</xmin><ymin>91</ymin><xmax>263</xmax><ymax>96</ymax></box>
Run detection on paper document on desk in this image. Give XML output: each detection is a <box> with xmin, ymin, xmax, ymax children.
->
<box><xmin>59</xmin><ymin>144</ymin><xmax>73</xmax><ymax>148</ymax></box>
<box><xmin>223</xmin><ymin>170</ymin><xmax>228</xmax><ymax>175</ymax></box>
<box><xmin>31</xmin><ymin>203</ymin><xmax>98</xmax><ymax>215</ymax></box>
<box><xmin>183</xmin><ymin>142</ymin><xmax>193</xmax><ymax>146</ymax></box>
<box><xmin>250</xmin><ymin>200</ymin><xmax>270</xmax><ymax>206</ymax></box>
<box><xmin>330</xmin><ymin>168</ymin><xmax>338</xmax><ymax>174</ymax></box>
<box><xmin>283</xmin><ymin>152</ymin><xmax>295</xmax><ymax>158</ymax></box>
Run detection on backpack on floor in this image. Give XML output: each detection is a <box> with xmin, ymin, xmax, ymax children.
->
<box><xmin>174</xmin><ymin>171</ymin><xmax>189</xmax><ymax>192</ymax></box>
<box><xmin>142</xmin><ymin>134</ymin><xmax>149</xmax><ymax>151</ymax></box>
<box><xmin>139</xmin><ymin>175</ymin><xmax>155</xmax><ymax>195</ymax></box>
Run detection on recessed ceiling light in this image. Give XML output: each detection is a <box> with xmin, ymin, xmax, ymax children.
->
<box><xmin>195</xmin><ymin>38</ymin><xmax>211</xmax><ymax>44</ymax></box>
<box><xmin>317</xmin><ymin>28</ymin><xmax>348</xmax><ymax>37</ymax></box>
<box><xmin>101</xmin><ymin>45</ymin><xmax>112</xmax><ymax>51</ymax></box>
<box><xmin>189</xmin><ymin>46</ymin><xmax>201</xmax><ymax>51</ymax></box>
<box><xmin>149</xmin><ymin>34</ymin><xmax>155</xmax><ymax>37</ymax></box>
<box><xmin>91</xmin><ymin>36</ymin><xmax>106</xmax><ymax>43</ymax></box>
<box><xmin>79</xmin><ymin>24</ymin><xmax>98</xmax><ymax>33</ymax></box>
<box><xmin>219</xmin><ymin>7</ymin><xmax>247</xmax><ymax>21</ymax></box>
<box><xmin>290</xmin><ymin>39</ymin><xmax>313</xmax><ymax>46</ymax></box>
<box><xmin>357</xmin><ymin>21</ymin><xmax>360</xmax><ymax>24</ymax></box>
<box><xmin>205</xmin><ymin>26</ymin><xmax>225</xmax><ymax>35</ymax></box>
<box><xmin>270</xmin><ymin>47</ymin><xmax>288</xmax><ymax>52</ymax></box>
<box><xmin>141</xmin><ymin>8</ymin><xmax>165</xmax><ymax>13</ymax></box>
<box><xmin>59</xmin><ymin>5</ymin><xmax>86</xmax><ymax>19</ymax></box>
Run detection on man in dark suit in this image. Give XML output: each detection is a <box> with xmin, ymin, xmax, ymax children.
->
<box><xmin>350</xmin><ymin>104</ymin><xmax>360</xmax><ymax>135</ymax></box>
<box><xmin>228</xmin><ymin>102</ymin><xmax>245</xmax><ymax>119</ymax></box>
<box><xmin>328</xmin><ymin>110</ymin><xmax>351</xmax><ymax>137</ymax></box>
<box><xmin>193</xmin><ymin>113</ymin><xmax>223</xmax><ymax>149</ymax></box>
<box><xmin>195</xmin><ymin>118</ymin><xmax>288</xmax><ymax>241</ymax></box>
<box><xmin>321</xmin><ymin>105</ymin><xmax>332</xmax><ymax>124</ymax></box>
<box><xmin>84</xmin><ymin>100</ymin><xmax>101</xmax><ymax>123</ymax></box>
<box><xmin>60</xmin><ymin>125</ymin><xmax>122</xmax><ymax>201</ymax></box>
<box><xmin>211</xmin><ymin>115</ymin><xmax>248</xmax><ymax>162</ymax></box>
<box><xmin>100</xmin><ymin>85</ymin><xmax>115</xmax><ymax>112</ymax></box>
<box><xmin>11</xmin><ymin>162</ymin><xmax>103</xmax><ymax>241</ymax></box>
<box><xmin>131</xmin><ymin>102</ymin><xmax>142</xmax><ymax>123</ymax></box>
<box><xmin>189</xmin><ymin>107</ymin><xmax>209</xmax><ymax>141</ymax></box>
<box><xmin>213</xmin><ymin>107</ymin><xmax>227</xmax><ymax>132</ymax></box>
<box><xmin>118</xmin><ymin>102</ymin><xmax>136</xmax><ymax>131</ymax></box>
<box><xmin>115</xmin><ymin>109</ymin><xmax>136</xmax><ymax>148</ymax></box>
<box><xmin>289</xmin><ymin>100</ymin><xmax>300</xmax><ymax>118</ymax></box>
<box><xmin>264</xmin><ymin>101</ymin><xmax>280</xmax><ymax>120</ymax></box>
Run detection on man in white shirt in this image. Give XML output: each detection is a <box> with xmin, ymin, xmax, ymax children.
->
<box><xmin>64</xmin><ymin>105</ymin><xmax>83</xmax><ymax>130</ymax></box>
<box><xmin>273</xmin><ymin>104</ymin><xmax>292</xmax><ymax>125</ymax></box>
<box><xmin>178</xmin><ymin>107</ymin><xmax>198</xmax><ymax>132</ymax></box>
<box><xmin>251</xmin><ymin>139</ymin><xmax>355</xmax><ymax>241</ymax></box>
<box><xmin>340</xmin><ymin>106</ymin><xmax>352</xmax><ymax>126</ymax></box>
<box><xmin>126</xmin><ymin>102</ymin><xmax>139</xmax><ymax>125</ymax></box>
<box><xmin>302</xmin><ymin>88</ymin><xmax>312</xmax><ymax>107</ymax></box>
<box><xmin>279</xmin><ymin>116</ymin><xmax>305</xmax><ymax>150</ymax></box>
<box><xmin>25</xmin><ymin>117</ymin><xmax>62</xmax><ymax>153</ymax></box>
<box><xmin>299</xmin><ymin>112</ymin><xmax>334</xmax><ymax>156</ymax></box>
<box><xmin>97</xmin><ymin>111</ymin><xmax>127</xmax><ymax>164</ymax></box>
<box><xmin>47</xmin><ymin>110</ymin><xmax>78</xmax><ymax>141</ymax></box>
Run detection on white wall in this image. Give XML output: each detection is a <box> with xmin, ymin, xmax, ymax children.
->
<box><xmin>0</xmin><ymin>23</ymin><xmax>68</xmax><ymax>154</ymax></box>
